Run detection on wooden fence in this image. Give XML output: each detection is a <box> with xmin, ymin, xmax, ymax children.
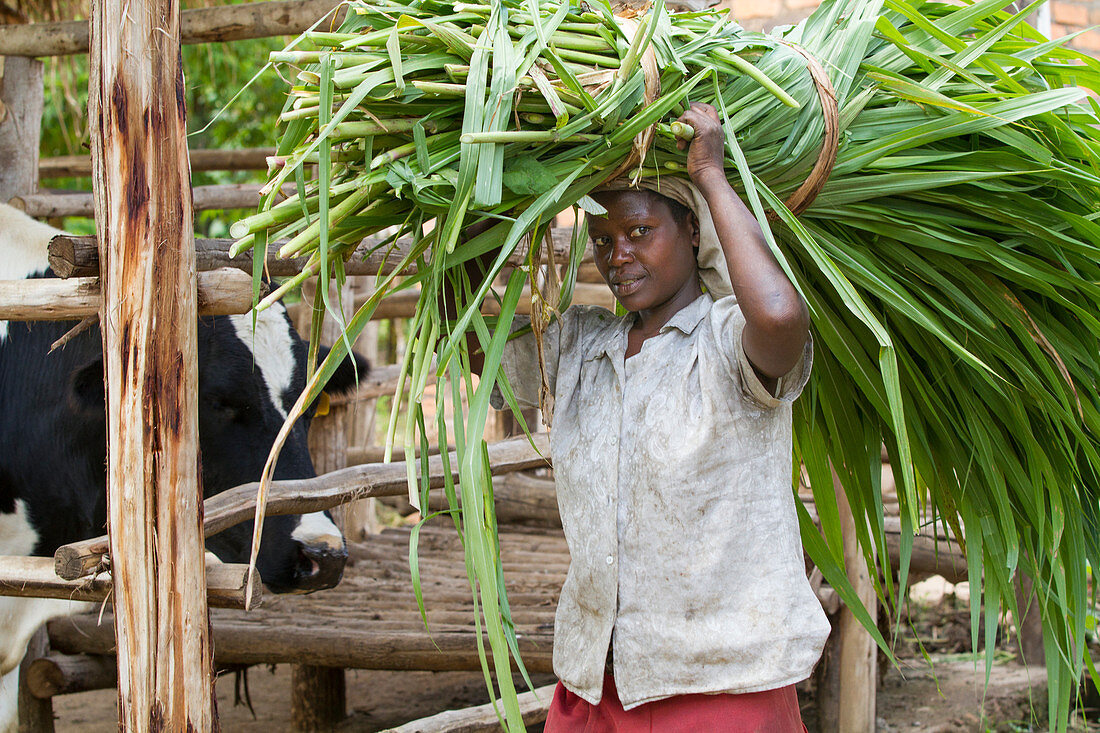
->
<box><xmin>0</xmin><ymin>1</ymin><xmax>972</xmax><ymax>731</ymax></box>
<box><xmin>0</xmin><ymin>2</ymin><xmax>603</xmax><ymax>728</ymax></box>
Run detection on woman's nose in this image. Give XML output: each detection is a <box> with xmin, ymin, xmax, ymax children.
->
<box><xmin>609</xmin><ymin>238</ymin><xmax>632</xmax><ymax>266</ymax></box>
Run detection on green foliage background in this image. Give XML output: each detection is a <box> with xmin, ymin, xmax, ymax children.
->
<box><xmin>30</xmin><ymin>2</ymin><xmax>289</xmax><ymax>236</ymax></box>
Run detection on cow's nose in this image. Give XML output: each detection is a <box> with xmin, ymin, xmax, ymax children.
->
<box><xmin>289</xmin><ymin>512</ymin><xmax>347</xmax><ymax>592</ymax></box>
<box><xmin>293</xmin><ymin>540</ymin><xmax>347</xmax><ymax>591</ymax></box>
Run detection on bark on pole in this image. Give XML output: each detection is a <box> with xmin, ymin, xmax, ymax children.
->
<box><xmin>88</xmin><ymin>0</ymin><xmax>216</xmax><ymax>729</ymax></box>
<box><xmin>293</xmin><ymin>280</ymin><xmax>354</xmax><ymax>732</ymax></box>
<box><xmin>0</xmin><ymin>54</ymin><xmax>43</xmax><ymax>203</ymax></box>
<box><xmin>831</xmin><ymin>469</ymin><xmax>877</xmax><ymax>732</ymax></box>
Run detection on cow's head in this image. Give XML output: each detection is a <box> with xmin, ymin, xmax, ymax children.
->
<box><xmin>198</xmin><ymin>307</ymin><xmax>366</xmax><ymax>593</ymax></box>
<box><xmin>69</xmin><ymin>304</ymin><xmax>366</xmax><ymax>594</ymax></box>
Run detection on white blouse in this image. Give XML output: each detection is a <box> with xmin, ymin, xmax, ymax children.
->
<box><xmin>492</xmin><ymin>293</ymin><xmax>830</xmax><ymax>710</ymax></box>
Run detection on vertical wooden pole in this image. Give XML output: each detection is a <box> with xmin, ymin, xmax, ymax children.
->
<box><xmin>3</xmin><ymin>19</ymin><xmax>50</xmax><ymax>732</ymax></box>
<box><xmin>828</xmin><ymin>469</ymin><xmax>877</xmax><ymax>733</ymax></box>
<box><xmin>295</xmin><ymin>278</ymin><xmax>350</xmax><ymax>731</ymax></box>
<box><xmin>1013</xmin><ymin>574</ymin><xmax>1045</xmax><ymax>665</ymax></box>
<box><xmin>343</xmin><ymin>276</ymin><xmax>381</xmax><ymax>539</ymax></box>
<box><xmin>0</xmin><ymin>54</ymin><xmax>43</xmax><ymax>203</ymax></box>
<box><xmin>88</xmin><ymin>0</ymin><xmax>216</xmax><ymax>729</ymax></box>
<box><xmin>17</xmin><ymin>628</ymin><xmax>53</xmax><ymax>733</ymax></box>
<box><xmin>290</xmin><ymin>668</ymin><xmax>346</xmax><ymax>732</ymax></box>
<box><xmin>306</xmin><ymin>278</ymin><xmax>355</xmax><ymax>495</ymax></box>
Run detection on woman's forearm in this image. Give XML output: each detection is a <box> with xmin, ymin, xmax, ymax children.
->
<box><xmin>695</xmin><ymin>170</ymin><xmax>810</xmax><ymax>380</ymax></box>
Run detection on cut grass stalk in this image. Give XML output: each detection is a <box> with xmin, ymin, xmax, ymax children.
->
<box><xmin>237</xmin><ymin>2</ymin><xmax>1100</xmax><ymax>730</ymax></box>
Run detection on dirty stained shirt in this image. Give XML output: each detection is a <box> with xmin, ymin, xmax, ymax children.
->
<box><xmin>491</xmin><ymin>293</ymin><xmax>831</xmax><ymax>710</ymax></box>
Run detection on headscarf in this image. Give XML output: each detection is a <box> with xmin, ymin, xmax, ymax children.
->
<box><xmin>593</xmin><ymin>177</ymin><xmax>734</xmax><ymax>301</ymax></box>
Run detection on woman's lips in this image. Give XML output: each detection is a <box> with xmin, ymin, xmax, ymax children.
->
<box><xmin>613</xmin><ymin>276</ymin><xmax>644</xmax><ymax>297</ymax></box>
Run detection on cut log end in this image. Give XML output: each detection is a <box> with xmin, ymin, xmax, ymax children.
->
<box><xmin>54</xmin><ymin>542</ymin><xmax>108</xmax><ymax>581</ymax></box>
<box><xmin>3</xmin><ymin>555</ymin><xmax>259</xmax><ymax>609</ymax></box>
<box><xmin>47</xmin><ymin>234</ymin><xmax>93</xmax><ymax>278</ymax></box>
<box><xmin>206</xmin><ymin>561</ymin><xmax>264</xmax><ymax>610</ymax></box>
<box><xmin>27</xmin><ymin>653</ymin><xmax>118</xmax><ymax>700</ymax></box>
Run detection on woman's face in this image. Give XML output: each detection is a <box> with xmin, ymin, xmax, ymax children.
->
<box><xmin>589</xmin><ymin>190</ymin><xmax>701</xmax><ymax>319</ymax></box>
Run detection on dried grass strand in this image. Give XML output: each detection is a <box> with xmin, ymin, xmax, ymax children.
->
<box><xmin>774</xmin><ymin>43</ymin><xmax>839</xmax><ymax>218</ymax></box>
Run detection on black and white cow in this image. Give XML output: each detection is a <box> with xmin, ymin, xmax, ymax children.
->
<box><xmin>0</xmin><ymin>204</ymin><xmax>365</xmax><ymax>727</ymax></box>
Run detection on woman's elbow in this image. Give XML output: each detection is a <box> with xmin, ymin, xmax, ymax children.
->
<box><xmin>785</xmin><ymin>297</ymin><xmax>811</xmax><ymax>343</ymax></box>
<box><xmin>747</xmin><ymin>299</ymin><xmax>810</xmax><ymax>378</ymax></box>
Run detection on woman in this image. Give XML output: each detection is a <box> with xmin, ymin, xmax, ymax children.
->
<box><xmin>473</xmin><ymin>103</ymin><xmax>828</xmax><ymax>732</ymax></box>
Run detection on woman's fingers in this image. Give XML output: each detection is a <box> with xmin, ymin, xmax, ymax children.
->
<box><xmin>677</xmin><ymin>102</ymin><xmax>720</xmax><ymax>129</ymax></box>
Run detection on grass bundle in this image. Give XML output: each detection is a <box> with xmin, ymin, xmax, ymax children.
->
<box><xmin>235</xmin><ymin>0</ymin><xmax>1100</xmax><ymax>728</ymax></box>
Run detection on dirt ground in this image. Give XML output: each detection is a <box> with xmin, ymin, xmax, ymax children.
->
<box><xmin>46</xmin><ymin>576</ymin><xmax>1099</xmax><ymax>732</ymax></box>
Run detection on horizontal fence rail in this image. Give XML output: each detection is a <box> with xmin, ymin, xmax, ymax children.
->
<box><xmin>0</xmin><ymin>268</ymin><xmax>261</xmax><ymax>321</ymax></box>
<box><xmin>368</xmin><ymin>282</ymin><xmax>615</xmax><ymax>320</ymax></box>
<box><xmin>54</xmin><ymin>433</ymin><xmax>551</xmax><ymax>581</ymax></box>
<box><xmin>47</xmin><ymin>227</ymin><xmax>590</xmax><ymax>278</ymax></box>
<box><xmin>39</xmin><ymin>147</ymin><xmax>275</xmax><ymax>179</ymax></box>
<box><xmin>0</xmin><ymin>555</ymin><xmax>261</xmax><ymax>609</ymax></box>
<box><xmin>0</xmin><ymin>0</ymin><xmax>342</xmax><ymax>57</ymax></box>
<box><xmin>385</xmin><ymin>683</ymin><xmax>558</xmax><ymax>733</ymax></box>
<box><xmin>9</xmin><ymin>183</ymin><xmax>294</xmax><ymax>218</ymax></box>
<box><xmin>49</xmin><ymin>619</ymin><xmax>557</xmax><ymax>672</ymax></box>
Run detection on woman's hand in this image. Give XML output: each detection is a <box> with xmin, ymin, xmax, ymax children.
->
<box><xmin>676</xmin><ymin>103</ymin><xmax>726</xmax><ymax>188</ymax></box>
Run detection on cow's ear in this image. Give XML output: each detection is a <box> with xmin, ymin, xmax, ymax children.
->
<box><xmin>317</xmin><ymin>346</ymin><xmax>370</xmax><ymax>395</ymax></box>
<box><xmin>71</xmin><ymin>356</ymin><xmax>105</xmax><ymax>410</ymax></box>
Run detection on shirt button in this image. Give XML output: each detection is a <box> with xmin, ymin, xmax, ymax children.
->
<box><xmin>606</xmin><ymin>555</ymin><xmax>614</xmax><ymax>565</ymax></box>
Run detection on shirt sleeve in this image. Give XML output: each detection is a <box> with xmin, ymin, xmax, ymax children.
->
<box><xmin>710</xmin><ymin>296</ymin><xmax>813</xmax><ymax>409</ymax></box>
<box><xmin>489</xmin><ymin>313</ymin><xmax>563</xmax><ymax>411</ymax></box>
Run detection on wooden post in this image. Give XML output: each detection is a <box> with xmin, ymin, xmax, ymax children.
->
<box><xmin>295</xmin><ymin>280</ymin><xmax>352</xmax><ymax>732</ymax></box>
<box><xmin>17</xmin><ymin>628</ymin><xmax>54</xmax><ymax>733</ymax></box>
<box><xmin>0</xmin><ymin>54</ymin><xmax>43</xmax><ymax>203</ymax></box>
<box><xmin>343</xmin><ymin>276</ymin><xmax>382</xmax><ymax>539</ymax></box>
<box><xmin>822</xmin><ymin>470</ymin><xmax>878</xmax><ymax>733</ymax></box>
<box><xmin>290</xmin><ymin>668</ymin><xmax>346</xmax><ymax>732</ymax></box>
<box><xmin>1013</xmin><ymin>573</ymin><xmax>1045</xmax><ymax>665</ymax></box>
<box><xmin>305</xmin><ymin>278</ymin><xmax>356</xmax><ymax>485</ymax></box>
<box><xmin>88</xmin><ymin>0</ymin><xmax>216</xmax><ymax>729</ymax></box>
<box><xmin>2</xmin><ymin>17</ymin><xmax>49</xmax><ymax>733</ymax></box>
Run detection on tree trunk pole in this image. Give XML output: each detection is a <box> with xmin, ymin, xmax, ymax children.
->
<box><xmin>88</xmin><ymin>0</ymin><xmax>216</xmax><ymax>729</ymax></box>
<box><xmin>295</xmin><ymin>279</ymin><xmax>352</xmax><ymax>731</ymax></box>
<box><xmin>1013</xmin><ymin>573</ymin><xmax>1045</xmax><ymax>665</ymax></box>
<box><xmin>343</xmin><ymin>277</ymin><xmax>382</xmax><ymax>539</ymax></box>
<box><xmin>831</xmin><ymin>469</ymin><xmax>877</xmax><ymax>732</ymax></box>
<box><xmin>0</xmin><ymin>54</ymin><xmax>43</xmax><ymax>203</ymax></box>
<box><xmin>17</xmin><ymin>627</ymin><xmax>54</xmax><ymax>733</ymax></box>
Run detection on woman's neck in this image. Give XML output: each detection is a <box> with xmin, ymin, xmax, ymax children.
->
<box><xmin>626</xmin><ymin>276</ymin><xmax>703</xmax><ymax>357</ymax></box>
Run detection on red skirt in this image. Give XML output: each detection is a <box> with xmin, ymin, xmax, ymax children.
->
<box><xmin>543</xmin><ymin>674</ymin><xmax>807</xmax><ymax>733</ymax></box>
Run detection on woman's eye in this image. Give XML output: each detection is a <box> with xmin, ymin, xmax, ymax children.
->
<box><xmin>593</xmin><ymin>236</ymin><xmax>611</xmax><ymax>248</ymax></box>
<box><xmin>630</xmin><ymin>226</ymin><xmax>650</xmax><ymax>238</ymax></box>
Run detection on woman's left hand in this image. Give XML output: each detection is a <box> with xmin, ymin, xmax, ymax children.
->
<box><xmin>676</xmin><ymin>103</ymin><xmax>726</xmax><ymax>187</ymax></box>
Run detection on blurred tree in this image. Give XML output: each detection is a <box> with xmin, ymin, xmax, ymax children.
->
<box><xmin>20</xmin><ymin>0</ymin><xmax>290</xmax><ymax>235</ymax></box>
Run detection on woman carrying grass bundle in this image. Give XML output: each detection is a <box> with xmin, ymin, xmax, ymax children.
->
<box><xmin>455</xmin><ymin>102</ymin><xmax>830</xmax><ymax>731</ymax></box>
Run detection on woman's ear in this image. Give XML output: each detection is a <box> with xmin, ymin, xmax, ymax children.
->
<box><xmin>689</xmin><ymin>212</ymin><xmax>701</xmax><ymax>249</ymax></box>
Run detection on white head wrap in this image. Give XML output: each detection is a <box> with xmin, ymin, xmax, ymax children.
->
<box><xmin>594</xmin><ymin>177</ymin><xmax>734</xmax><ymax>301</ymax></box>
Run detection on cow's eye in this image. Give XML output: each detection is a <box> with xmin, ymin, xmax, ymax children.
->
<box><xmin>208</xmin><ymin>396</ymin><xmax>247</xmax><ymax>422</ymax></box>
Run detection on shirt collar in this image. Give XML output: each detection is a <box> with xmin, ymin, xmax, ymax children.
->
<box><xmin>657</xmin><ymin>293</ymin><xmax>712</xmax><ymax>336</ymax></box>
<box><xmin>590</xmin><ymin>315</ymin><xmax>630</xmax><ymax>362</ymax></box>
<box><xmin>587</xmin><ymin>293</ymin><xmax>712</xmax><ymax>363</ymax></box>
